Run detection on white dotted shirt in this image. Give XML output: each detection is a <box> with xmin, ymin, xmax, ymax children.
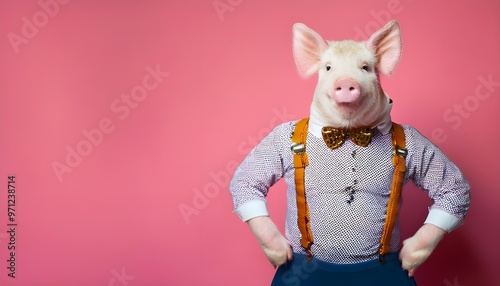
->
<box><xmin>230</xmin><ymin>120</ymin><xmax>471</xmax><ymax>264</ymax></box>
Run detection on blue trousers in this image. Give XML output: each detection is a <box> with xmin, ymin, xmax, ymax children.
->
<box><xmin>271</xmin><ymin>253</ymin><xmax>417</xmax><ymax>286</ymax></box>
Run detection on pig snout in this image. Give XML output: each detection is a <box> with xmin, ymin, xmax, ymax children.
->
<box><xmin>333</xmin><ymin>78</ymin><xmax>361</xmax><ymax>103</ymax></box>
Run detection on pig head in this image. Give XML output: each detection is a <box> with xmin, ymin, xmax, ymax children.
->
<box><xmin>293</xmin><ymin>20</ymin><xmax>402</xmax><ymax>129</ymax></box>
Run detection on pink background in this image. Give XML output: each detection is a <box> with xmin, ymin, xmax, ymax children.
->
<box><xmin>1</xmin><ymin>0</ymin><xmax>499</xmax><ymax>285</ymax></box>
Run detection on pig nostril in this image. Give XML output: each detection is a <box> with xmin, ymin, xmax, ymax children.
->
<box><xmin>349</xmin><ymin>87</ymin><xmax>355</xmax><ymax>91</ymax></box>
<box><xmin>336</xmin><ymin>87</ymin><xmax>342</xmax><ymax>91</ymax></box>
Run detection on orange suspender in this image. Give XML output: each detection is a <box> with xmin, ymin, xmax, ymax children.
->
<box><xmin>291</xmin><ymin>118</ymin><xmax>407</xmax><ymax>262</ymax></box>
<box><xmin>379</xmin><ymin>122</ymin><xmax>407</xmax><ymax>261</ymax></box>
<box><xmin>290</xmin><ymin>118</ymin><xmax>314</xmax><ymax>260</ymax></box>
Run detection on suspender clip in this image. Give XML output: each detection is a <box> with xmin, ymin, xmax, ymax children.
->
<box><xmin>394</xmin><ymin>146</ymin><xmax>407</xmax><ymax>159</ymax></box>
<box><xmin>305</xmin><ymin>248</ymin><xmax>313</xmax><ymax>261</ymax></box>
<box><xmin>291</xmin><ymin>143</ymin><xmax>306</xmax><ymax>154</ymax></box>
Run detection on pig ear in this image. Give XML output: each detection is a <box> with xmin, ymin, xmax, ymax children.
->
<box><xmin>293</xmin><ymin>23</ymin><xmax>329</xmax><ymax>78</ymax></box>
<box><xmin>366</xmin><ymin>20</ymin><xmax>402</xmax><ymax>76</ymax></box>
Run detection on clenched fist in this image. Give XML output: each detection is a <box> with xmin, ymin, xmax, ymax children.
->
<box><xmin>247</xmin><ymin>216</ymin><xmax>293</xmax><ymax>267</ymax></box>
<box><xmin>399</xmin><ymin>223</ymin><xmax>446</xmax><ymax>276</ymax></box>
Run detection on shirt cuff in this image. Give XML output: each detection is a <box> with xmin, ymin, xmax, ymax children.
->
<box><xmin>424</xmin><ymin>208</ymin><xmax>463</xmax><ymax>232</ymax></box>
<box><xmin>234</xmin><ymin>200</ymin><xmax>269</xmax><ymax>222</ymax></box>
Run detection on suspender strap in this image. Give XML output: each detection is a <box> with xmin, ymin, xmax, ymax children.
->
<box><xmin>291</xmin><ymin>118</ymin><xmax>314</xmax><ymax>260</ymax></box>
<box><xmin>379</xmin><ymin>123</ymin><xmax>407</xmax><ymax>261</ymax></box>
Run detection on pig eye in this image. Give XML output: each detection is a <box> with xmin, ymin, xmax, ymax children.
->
<box><xmin>326</xmin><ymin>65</ymin><xmax>331</xmax><ymax>71</ymax></box>
<box><xmin>362</xmin><ymin>64</ymin><xmax>371</xmax><ymax>72</ymax></box>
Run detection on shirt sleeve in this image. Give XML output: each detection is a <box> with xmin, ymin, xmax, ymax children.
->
<box><xmin>229</xmin><ymin>122</ymin><xmax>293</xmax><ymax>222</ymax></box>
<box><xmin>405</xmin><ymin>126</ymin><xmax>471</xmax><ymax>232</ymax></box>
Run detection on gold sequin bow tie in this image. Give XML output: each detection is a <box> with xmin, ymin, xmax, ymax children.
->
<box><xmin>321</xmin><ymin>126</ymin><xmax>373</xmax><ymax>149</ymax></box>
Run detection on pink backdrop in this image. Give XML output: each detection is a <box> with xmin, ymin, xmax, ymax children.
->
<box><xmin>1</xmin><ymin>1</ymin><xmax>499</xmax><ymax>285</ymax></box>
